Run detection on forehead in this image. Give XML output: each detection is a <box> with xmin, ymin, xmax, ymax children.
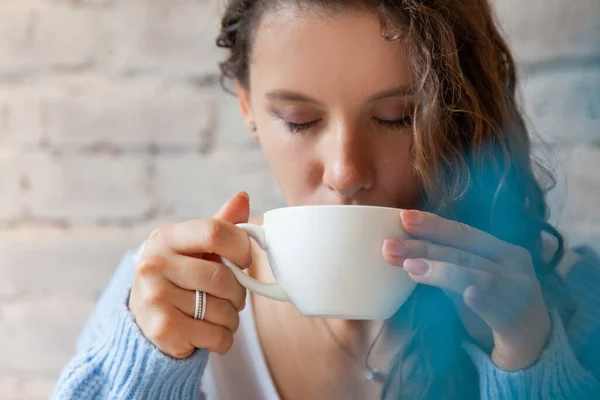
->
<box><xmin>249</xmin><ymin>5</ymin><xmax>413</xmax><ymax>99</ymax></box>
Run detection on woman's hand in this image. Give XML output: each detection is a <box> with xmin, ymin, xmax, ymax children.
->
<box><xmin>129</xmin><ymin>192</ymin><xmax>252</xmax><ymax>359</ymax></box>
<box><xmin>382</xmin><ymin>210</ymin><xmax>551</xmax><ymax>371</ymax></box>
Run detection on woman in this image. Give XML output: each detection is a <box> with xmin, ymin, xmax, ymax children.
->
<box><xmin>52</xmin><ymin>0</ymin><xmax>600</xmax><ymax>399</ymax></box>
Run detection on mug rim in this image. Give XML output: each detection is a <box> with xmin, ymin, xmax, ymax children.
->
<box><xmin>265</xmin><ymin>204</ymin><xmax>403</xmax><ymax>217</ymax></box>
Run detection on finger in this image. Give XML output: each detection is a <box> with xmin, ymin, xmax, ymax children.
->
<box><xmin>173</xmin><ymin>287</ymin><xmax>240</xmax><ymax>333</ymax></box>
<box><xmin>464</xmin><ymin>286</ymin><xmax>515</xmax><ymax>335</ymax></box>
<box><xmin>383</xmin><ymin>239</ymin><xmax>499</xmax><ymax>274</ymax></box>
<box><xmin>448</xmin><ymin>290</ymin><xmax>495</xmax><ymax>351</ymax></box>
<box><xmin>179</xmin><ymin>311</ymin><xmax>235</xmax><ymax>355</ymax></box>
<box><xmin>184</xmin><ymin>317</ymin><xmax>235</xmax><ymax>354</ymax></box>
<box><xmin>400</xmin><ymin>210</ymin><xmax>513</xmax><ymax>263</ymax></box>
<box><xmin>214</xmin><ymin>191</ymin><xmax>251</xmax><ymax>223</ymax></box>
<box><xmin>202</xmin><ymin>191</ymin><xmax>251</xmax><ymax>264</ymax></box>
<box><xmin>403</xmin><ymin>258</ymin><xmax>496</xmax><ymax>296</ymax></box>
<box><xmin>137</xmin><ymin>306</ymin><xmax>234</xmax><ymax>357</ymax></box>
<box><xmin>147</xmin><ymin>218</ymin><xmax>252</xmax><ymax>268</ymax></box>
<box><xmin>162</xmin><ymin>254</ymin><xmax>246</xmax><ymax>311</ymax></box>
<box><xmin>473</xmin><ymin>277</ymin><xmax>543</xmax><ymax>326</ymax></box>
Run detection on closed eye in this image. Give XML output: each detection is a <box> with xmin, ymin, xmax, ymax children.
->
<box><xmin>374</xmin><ymin>114</ymin><xmax>413</xmax><ymax>130</ymax></box>
<box><xmin>285</xmin><ymin>119</ymin><xmax>321</xmax><ymax>133</ymax></box>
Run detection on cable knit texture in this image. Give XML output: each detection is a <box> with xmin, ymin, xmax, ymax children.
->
<box><xmin>52</xmin><ymin>246</ymin><xmax>600</xmax><ymax>399</ymax></box>
<box><xmin>463</xmin><ymin>309</ymin><xmax>599</xmax><ymax>399</ymax></box>
<box><xmin>51</xmin><ymin>248</ymin><xmax>209</xmax><ymax>400</ymax></box>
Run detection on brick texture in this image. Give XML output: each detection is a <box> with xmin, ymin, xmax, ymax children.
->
<box><xmin>492</xmin><ymin>0</ymin><xmax>600</xmax><ymax>66</ymax></box>
<box><xmin>522</xmin><ymin>66</ymin><xmax>600</xmax><ymax>145</ymax></box>
<box><xmin>24</xmin><ymin>152</ymin><xmax>153</xmax><ymax>223</ymax></box>
<box><xmin>0</xmin><ymin>376</ymin><xmax>56</xmax><ymax>400</ymax></box>
<box><xmin>556</xmin><ymin>147</ymin><xmax>600</xmax><ymax>231</ymax></box>
<box><xmin>97</xmin><ymin>0</ymin><xmax>225</xmax><ymax>77</ymax></box>
<box><xmin>155</xmin><ymin>150</ymin><xmax>283</xmax><ymax>220</ymax></box>
<box><xmin>0</xmin><ymin>4</ymin><xmax>96</xmax><ymax>75</ymax></box>
<box><xmin>0</xmin><ymin>85</ymin><xmax>44</xmax><ymax>149</ymax></box>
<box><xmin>0</xmin><ymin>154</ymin><xmax>23</xmax><ymax>222</ymax></box>
<box><xmin>41</xmin><ymin>77</ymin><xmax>216</xmax><ymax>151</ymax></box>
<box><xmin>0</xmin><ymin>227</ymin><xmax>147</xmax><ymax>300</ymax></box>
<box><xmin>0</xmin><ymin>299</ymin><xmax>94</xmax><ymax>376</ymax></box>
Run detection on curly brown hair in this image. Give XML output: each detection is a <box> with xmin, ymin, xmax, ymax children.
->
<box><xmin>216</xmin><ymin>0</ymin><xmax>569</xmax><ymax>398</ymax></box>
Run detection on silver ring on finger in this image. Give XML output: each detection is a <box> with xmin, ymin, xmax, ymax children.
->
<box><xmin>194</xmin><ymin>290</ymin><xmax>207</xmax><ymax>321</ymax></box>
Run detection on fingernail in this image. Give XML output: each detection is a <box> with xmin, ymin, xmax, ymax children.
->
<box><xmin>383</xmin><ymin>239</ymin><xmax>408</xmax><ymax>257</ymax></box>
<box><xmin>237</xmin><ymin>191</ymin><xmax>249</xmax><ymax>200</ymax></box>
<box><xmin>401</xmin><ymin>210</ymin><xmax>423</xmax><ymax>225</ymax></box>
<box><xmin>403</xmin><ymin>259</ymin><xmax>429</xmax><ymax>275</ymax></box>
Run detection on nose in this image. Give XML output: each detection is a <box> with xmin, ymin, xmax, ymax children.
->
<box><xmin>322</xmin><ymin>127</ymin><xmax>375</xmax><ymax>200</ymax></box>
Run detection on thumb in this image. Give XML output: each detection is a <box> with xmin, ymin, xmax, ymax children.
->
<box><xmin>214</xmin><ymin>191</ymin><xmax>250</xmax><ymax>224</ymax></box>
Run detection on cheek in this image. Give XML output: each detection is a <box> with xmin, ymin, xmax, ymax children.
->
<box><xmin>376</xmin><ymin>138</ymin><xmax>421</xmax><ymax>204</ymax></box>
<box><xmin>257</xmin><ymin>126</ymin><xmax>321</xmax><ymax>198</ymax></box>
<box><xmin>259</xmin><ymin>126</ymin><xmax>301</xmax><ymax>170</ymax></box>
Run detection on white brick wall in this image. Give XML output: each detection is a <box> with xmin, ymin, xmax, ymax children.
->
<box><xmin>25</xmin><ymin>153</ymin><xmax>153</xmax><ymax>223</ymax></box>
<box><xmin>42</xmin><ymin>77</ymin><xmax>216</xmax><ymax>150</ymax></box>
<box><xmin>155</xmin><ymin>150</ymin><xmax>283</xmax><ymax>219</ymax></box>
<box><xmin>0</xmin><ymin>377</ymin><xmax>56</xmax><ymax>400</ymax></box>
<box><xmin>556</xmin><ymin>147</ymin><xmax>600</xmax><ymax>231</ymax></box>
<box><xmin>0</xmin><ymin>227</ymin><xmax>147</xmax><ymax>299</ymax></box>
<box><xmin>99</xmin><ymin>0</ymin><xmax>226</xmax><ymax>77</ymax></box>
<box><xmin>522</xmin><ymin>67</ymin><xmax>600</xmax><ymax>145</ymax></box>
<box><xmin>0</xmin><ymin>154</ymin><xmax>22</xmax><ymax>222</ymax></box>
<box><xmin>0</xmin><ymin>300</ymin><xmax>95</xmax><ymax>376</ymax></box>
<box><xmin>493</xmin><ymin>0</ymin><xmax>600</xmax><ymax>66</ymax></box>
<box><xmin>0</xmin><ymin>4</ymin><xmax>96</xmax><ymax>74</ymax></box>
<box><xmin>0</xmin><ymin>85</ymin><xmax>44</xmax><ymax>148</ymax></box>
<box><xmin>0</xmin><ymin>0</ymin><xmax>598</xmax><ymax>399</ymax></box>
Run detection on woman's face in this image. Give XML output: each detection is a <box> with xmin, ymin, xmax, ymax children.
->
<box><xmin>238</xmin><ymin>6</ymin><xmax>421</xmax><ymax>208</ymax></box>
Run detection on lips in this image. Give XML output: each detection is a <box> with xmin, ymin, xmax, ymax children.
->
<box><xmin>299</xmin><ymin>198</ymin><xmax>397</xmax><ymax>207</ymax></box>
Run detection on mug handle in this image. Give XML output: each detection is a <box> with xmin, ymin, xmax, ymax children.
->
<box><xmin>221</xmin><ymin>223</ymin><xmax>289</xmax><ymax>302</ymax></box>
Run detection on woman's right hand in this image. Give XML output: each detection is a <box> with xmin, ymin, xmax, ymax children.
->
<box><xmin>129</xmin><ymin>192</ymin><xmax>253</xmax><ymax>359</ymax></box>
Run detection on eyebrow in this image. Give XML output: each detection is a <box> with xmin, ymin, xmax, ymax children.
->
<box><xmin>266</xmin><ymin>90</ymin><xmax>324</xmax><ymax>106</ymax></box>
<box><xmin>265</xmin><ymin>85</ymin><xmax>414</xmax><ymax>105</ymax></box>
<box><xmin>368</xmin><ymin>86</ymin><xmax>414</xmax><ymax>102</ymax></box>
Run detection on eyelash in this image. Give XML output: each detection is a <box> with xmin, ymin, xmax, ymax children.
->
<box><xmin>283</xmin><ymin>114</ymin><xmax>413</xmax><ymax>134</ymax></box>
<box><xmin>285</xmin><ymin>120</ymin><xmax>321</xmax><ymax>133</ymax></box>
<box><xmin>374</xmin><ymin>114</ymin><xmax>413</xmax><ymax>130</ymax></box>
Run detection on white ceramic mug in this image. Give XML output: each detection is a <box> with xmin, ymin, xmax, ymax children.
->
<box><xmin>222</xmin><ymin>205</ymin><xmax>417</xmax><ymax>320</ymax></box>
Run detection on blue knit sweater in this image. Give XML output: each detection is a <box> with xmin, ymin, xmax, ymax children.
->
<box><xmin>51</xmin><ymin>245</ymin><xmax>600</xmax><ymax>399</ymax></box>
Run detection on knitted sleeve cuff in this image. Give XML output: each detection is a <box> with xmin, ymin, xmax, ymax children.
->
<box><xmin>463</xmin><ymin>309</ymin><xmax>600</xmax><ymax>400</ymax></box>
<box><xmin>52</xmin><ymin>288</ymin><xmax>209</xmax><ymax>400</ymax></box>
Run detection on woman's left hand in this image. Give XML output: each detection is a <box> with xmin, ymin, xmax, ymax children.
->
<box><xmin>382</xmin><ymin>210</ymin><xmax>551</xmax><ymax>371</ymax></box>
